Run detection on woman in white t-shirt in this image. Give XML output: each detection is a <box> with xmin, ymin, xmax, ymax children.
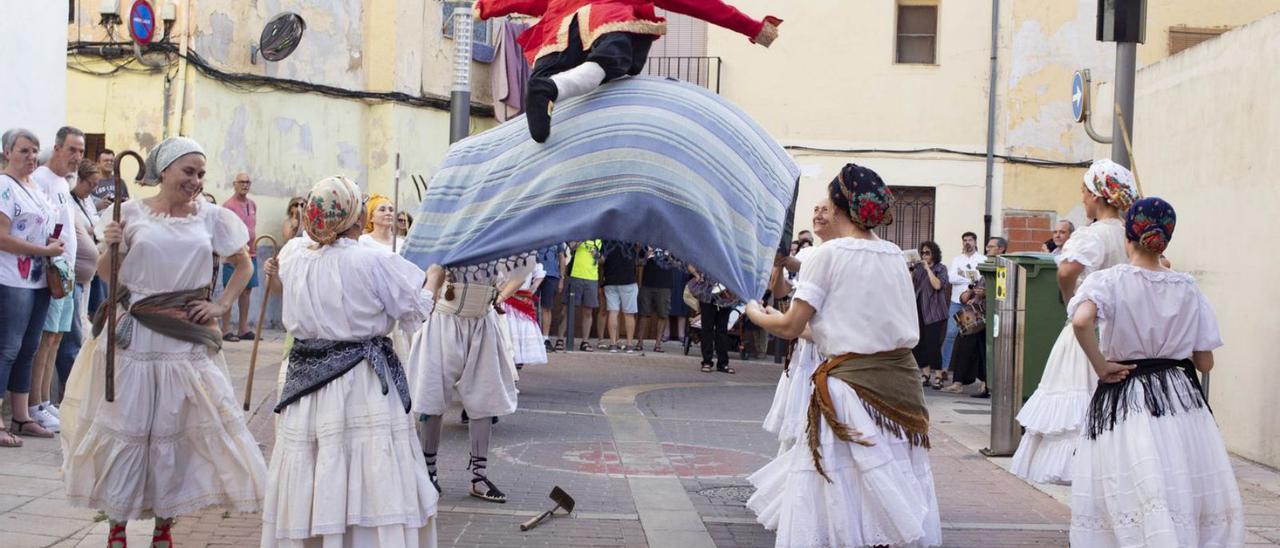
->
<box><xmin>1068</xmin><ymin>197</ymin><xmax>1243</xmax><ymax>547</ymax></box>
<box><xmin>359</xmin><ymin>194</ymin><xmax>405</xmax><ymax>252</ymax></box>
<box><xmin>0</xmin><ymin>129</ymin><xmax>65</xmax><ymax>446</ymax></box>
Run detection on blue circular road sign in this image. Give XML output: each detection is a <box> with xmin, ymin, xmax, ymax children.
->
<box><xmin>1071</xmin><ymin>71</ymin><xmax>1087</xmax><ymax>123</ymax></box>
<box><xmin>129</xmin><ymin>0</ymin><xmax>156</xmax><ymax>46</ymax></box>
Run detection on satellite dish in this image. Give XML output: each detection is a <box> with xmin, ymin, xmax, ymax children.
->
<box><xmin>259</xmin><ymin>12</ymin><xmax>305</xmax><ymax>62</ymax></box>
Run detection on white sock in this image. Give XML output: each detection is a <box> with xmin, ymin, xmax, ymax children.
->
<box><xmin>550</xmin><ymin>62</ymin><xmax>606</xmax><ymax>100</ymax></box>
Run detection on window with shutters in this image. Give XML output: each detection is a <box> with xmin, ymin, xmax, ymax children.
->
<box><xmin>1168</xmin><ymin>26</ymin><xmax>1229</xmax><ymax>56</ymax></box>
<box><xmin>896</xmin><ymin>4</ymin><xmax>938</xmax><ymax>65</ymax></box>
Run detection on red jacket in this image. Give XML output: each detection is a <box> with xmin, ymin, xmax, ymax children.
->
<box><xmin>475</xmin><ymin>0</ymin><xmax>780</xmax><ymax>65</ymax></box>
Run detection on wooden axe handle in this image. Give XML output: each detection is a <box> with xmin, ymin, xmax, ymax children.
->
<box><xmin>519</xmin><ymin>508</ymin><xmax>556</xmax><ymax>531</ymax></box>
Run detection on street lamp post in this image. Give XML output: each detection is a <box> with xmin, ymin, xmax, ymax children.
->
<box><xmin>1097</xmin><ymin>0</ymin><xmax>1146</xmax><ymax>169</ymax></box>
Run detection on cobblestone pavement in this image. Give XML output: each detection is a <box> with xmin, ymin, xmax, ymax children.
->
<box><xmin>2</xmin><ymin>331</ymin><xmax>1278</xmax><ymax>547</ymax></box>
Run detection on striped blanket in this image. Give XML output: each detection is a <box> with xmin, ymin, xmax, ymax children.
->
<box><xmin>402</xmin><ymin>76</ymin><xmax>799</xmax><ymax>301</ymax></box>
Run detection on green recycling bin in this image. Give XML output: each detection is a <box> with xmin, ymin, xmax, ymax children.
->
<box><xmin>977</xmin><ymin>252</ymin><xmax>1064</xmax><ymax>456</ymax></box>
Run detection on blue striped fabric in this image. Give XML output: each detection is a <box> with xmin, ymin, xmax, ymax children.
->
<box><xmin>402</xmin><ymin>76</ymin><xmax>799</xmax><ymax>301</ymax></box>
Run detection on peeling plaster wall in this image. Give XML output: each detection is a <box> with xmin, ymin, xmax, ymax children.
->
<box><xmin>1126</xmin><ymin>12</ymin><xmax>1280</xmax><ymax>467</ymax></box>
<box><xmin>999</xmin><ymin>0</ymin><xmax>1278</xmax><ymax>217</ymax></box>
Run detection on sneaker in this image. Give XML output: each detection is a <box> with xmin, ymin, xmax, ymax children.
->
<box><xmin>31</xmin><ymin>407</ymin><xmax>60</xmax><ymax>432</ymax></box>
<box><xmin>609</xmin><ymin>344</ymin><xmax>620</xmax><ymax>353</ymax></box>
<box><xmin>42</xmin><ymin>402</ymin><xmax>60</xmax><ymax>419</ymax></box>
<box><xmin>625</xmin><ymin>345</ymin><xmax>635</xmax><ymax>354</ymax></box>
<box><xmin>544</xmin><ymin>339</ymin><xmax>554</xmax><ymax>353</ymax></box>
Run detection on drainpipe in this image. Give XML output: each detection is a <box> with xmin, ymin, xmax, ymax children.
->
<box><xmin>982</xmin><ymin>0</ymin><xmax>1000</xmax><ymax>244</ymax></box>
<box><xmin>449</xmin><ymin>4</ymin><xmax>473</xmax><ymax>144</ymax></box>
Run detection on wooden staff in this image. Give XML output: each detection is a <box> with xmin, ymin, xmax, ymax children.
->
<box><xmin>243</xmin><ymin>234</ymin><xmax>280</xmax><ymax>411</ymax></box>
<box><xmin>1114</xmin><ymin>102</ymin><xmax>1144</xmax><ymax>197</ymax></box>
<box><xmin>105</xmin><ymin>151</ymin><xmax>145</xmax><ymax>402</ymax></box>
<box><xmin>392</xmin><ymin>153</ymin><xmax>401</xmax><ymax>253</ymax></box>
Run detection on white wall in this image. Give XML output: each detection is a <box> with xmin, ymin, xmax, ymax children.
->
<box><xmin>1129</xmin><ymin>11</ymin><xmax>1280</xmax><ymax>467</ymax></box>
<box><xmin>1</xmin><ymin>4</ymin><xmax>68</xmax><ymax>146</ymax></box>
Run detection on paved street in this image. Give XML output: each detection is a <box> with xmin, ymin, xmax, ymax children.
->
<box><xmin>2</xmin><ymin>330</ymin><xmax>1279</xmax><ymax>547</ymax></box>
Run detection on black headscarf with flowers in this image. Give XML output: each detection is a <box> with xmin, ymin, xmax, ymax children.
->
<box><xmin>831</xmin><ymin>163</ymin><xmax>895</xmax><ymax>230</ymax></box>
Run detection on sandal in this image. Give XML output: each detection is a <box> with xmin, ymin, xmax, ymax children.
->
<box><xmin>554</xmin><ymin>339</ymin><xmax>565</xmax><ymax>352</ymax></box>
<box><xmin>11</xmin><ymin>419</ymin><xmax>54</xmax><ymax>438</ymax></box>
<box><xmin>152</xmin><ymin>517</ymin><xmax>175</xmax><ymax>548</ymax></box>
<box><xmin>579</xmin><ymin>342</ymin><xmax>594</xmax><ymax>352</ymax></box>
<box><xmin>240</xmin><ymin>331</ymin><xmax>256</xmax><ymax>341</ymax></box>
<box><xmin>468</xmin><ymin>455</ymin><xmax>507</xmax><ymax>503</ymax></box>
<box><xmin>222</xmin><ymin>332</ymin><xmax>240</xmax><ymax>342</ymax></box>
<box><xmin>700</xmin><ymin>363</ymin><xmax>714</xmax><ymax>373</ymax></box>
<box><xmin>0</xmin><ymin>428</ymin><xmax>22</xmax><ymax>448</ymax></box>
<box><xmin>718</xmin><ymin>366</ymin><xmax>737</xmax><ymax>375</ymax></box>
<box><xmin>423</xmin><ymin>452</ymin><xmax>441</xmax><ymax>493</ymax></box>
<box><xmin>652</xmin><ymin>343</ymin><xmax>665</xmax><ymax>353</ymax></box>
<box><xmin>941</xmin><ymin>383</ymin><xmax>964</xmax><ymax>394</ymax></box>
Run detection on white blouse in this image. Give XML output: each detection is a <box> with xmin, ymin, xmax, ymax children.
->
<box><xmin>277</xmin><ymin>237</ymin><xmax>431</xmax><ymax>341</ymax></box>
<box><xmin>1055</xmin><ymin>218</ymin><xmax>1127</xmax><ymax>288</ymax></box>
<box><xmin>1067</xmin><ymin>264</ymin><xmax>1222</xmax><ymax>361</ymax></box>
<box><xmin>118</xmin><ymin>199</ymin><xmax>247</xmax><ymax>298</ymax></box>
<box><xmin>793</xmin><ymin>237</ymin><xmax>920</xmax><ymax>357</ymax></box>
<box><xmin>357</xmin><ymin>233</ymin><xmax>405</xmax><ymax>253</ymax></box>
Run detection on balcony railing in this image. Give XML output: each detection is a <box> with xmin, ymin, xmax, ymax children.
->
<box><xmin>642</xmin><ymin>56</ymin><xmax>723</xmax><ymax>94</ymax></box>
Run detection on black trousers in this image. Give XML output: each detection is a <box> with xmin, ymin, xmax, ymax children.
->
<box><xmin>530</xmin><ymin>18</ymin><xmax>655</xmax><ymax>83</ymax></box>
<box><xmin>949</xmin><ymin>331</ymin><xmax>987</xmax><ymax>385</ymax></box>
<box><xmin>699</xmin><ymin>301</ymin><xmax>731</xmax><ymax>368</ymax></box>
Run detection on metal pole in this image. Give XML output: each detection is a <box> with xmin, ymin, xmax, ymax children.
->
<box><xmin>392</xmin><ymin>153</ymin><xmax>401</xmax><ymax>253</ymax></box>
<box><xmin>1111</xmin><ymin>42</ymin><xmax>1137</xmax><ymax>168</ymax></box>
<box><xmin>449</xmin><ymin>4</ymin><xmax>473</xmax><ymax>144</ymax></box>
<box><xmin>982</xmin><ymin>0</ymin><xmax>1001</xmax><ymax>244</ymax></box>
<box><xmin>565</xmin><ymin>286</ymin><xmax>576</xmax><ymax>352</ymax></box>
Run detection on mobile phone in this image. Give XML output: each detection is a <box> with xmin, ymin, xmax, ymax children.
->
<box><xmin>52</xmin><ymin>224</ymin><xmax>63</xmax><ymax>239</ymax></box>
<box><xmin>904</xmin><ymin>249</ymin><xmax>921</xmax><ymax>264</ymax></box>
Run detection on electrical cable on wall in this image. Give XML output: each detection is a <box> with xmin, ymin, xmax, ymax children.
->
<box><xmin>68</xmin><ymin>41</ymin><xmax>495</xmax><ymax>116</ymax></box>
<box><xmin>785</xmin><ymin>145</ymin><xmax>1091</xmax><ymax>168</ymax></box>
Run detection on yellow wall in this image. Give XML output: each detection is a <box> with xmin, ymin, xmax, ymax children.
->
<box><xmin>66</xmin><ymin>0</ymin><xmax>500</xmax><ymax>239</ymax></box>
<box><xmin>1127</xmin><ymin>11</ymin><xmax>1280</xmax><ymax>467</ymax></box>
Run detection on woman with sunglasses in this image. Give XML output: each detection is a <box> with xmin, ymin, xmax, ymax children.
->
<box><xmin>911</xmin><ymin>241</ymin><xmax>951</xmax><ymax>390</ymax></box>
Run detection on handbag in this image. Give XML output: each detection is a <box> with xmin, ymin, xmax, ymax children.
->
<box><xmin>953</xmin><ymin>303</ymin><xmax>986</xmax><ymax>336</ymax></box>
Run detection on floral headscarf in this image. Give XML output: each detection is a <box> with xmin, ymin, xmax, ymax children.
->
<box><xmin>143</xmin><ymin>137</ymin><xmax>205</xmax><ymax>186</ymax></box>
<box><xmin>834</xmin><ymin>163</ymin><xmax>895</xmax><ymax>229</ymax></box>
<box><xmin>1125</xmin><ymin>197</ymin><xmax>1176</xmax><ymax>254</ymax></box>
<box><xmin>1083</xmin><ymin>159</ymin><xmax>1139</xmax><ymax>211</ymax></box>
<box><xmin>303</xmin><ymin>176</ymin><xmax>363</xmax><ymax>245</ymax></box>
<box><xmin>364</xmin><ymin>194</ymin><xmax>392</xmax><ymax>234</ymax></box>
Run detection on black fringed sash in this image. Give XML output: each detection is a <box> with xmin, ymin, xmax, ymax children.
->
<box><xmin>275</xmin><ymin>337</ymin><xmax>410</xmax><ymax>414</ymax></box>
<box><xmin>1085</xmin><ymin>358</ymin><xmax>1209</xmax><ymax>440</ymax></box>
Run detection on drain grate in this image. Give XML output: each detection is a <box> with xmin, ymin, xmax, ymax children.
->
<box><xmin>696</xmin><ymin>485</ymin><xmax>756</xmax><ymax>504</ymax></box>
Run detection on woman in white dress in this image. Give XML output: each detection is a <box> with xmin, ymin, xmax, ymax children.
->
<box><xmin>1068</xmin><ymin>197</ymin><xmax>1243</xmax><ymax>547</ymax></box>
<box><xmin>408</xmin><ymin>256</ymin><xmax>530</xmax><ymax>503</ymax></box>
<box><xmin>259</xmin><ymin>176</ymin><xmax>439</xmax><ymax>548</ymax></box>
<box><xmin>59</xmin><ymin>137</ymin><xmax>268</xmax><ymax>546</ymax></box>
<box><xmin>500</xmin><ymin>261</ymin><xmax>548</xmax><ymax>369</ymax></box>
<box><xmin>745</xmin><ymin>164</ymin><xmax>940</xmax><ymax>548</ymax></box>
<box><xmin>1011</xmin><ymin>159</ymin><xmax>1138</xmax><ymax>485</ymax></box>
<box><xmin>358</xmin><ymin>194</ymin><xmax>405</xmax><ymax>252</ymax></box>
<box><xmin>762</xmin><ymin>239</ymin><xmax>821</xmax><ymax>454</ymax></box>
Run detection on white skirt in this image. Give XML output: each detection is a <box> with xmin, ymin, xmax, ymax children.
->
<box><xmin>501</xmin><ymin>305</ymin><xmax>547</xmax><ymax>366</ymax></box>
<box><xmin>1011</xmin><ymin>322</ymin><xmax>1096</xmax><ymax>484</ymax></box>
<box><xmin>1070</xmin><ymin>374</ymin><xmax>1244</xmax><ymax>548</ymax></box>
<box><xmin>261</xmin><ymin>358</ymin><xmax>438</xmax><ymax>548</ymax></box>
<box><xmin>407</xmin><ymin>310</ymin><xmax>518</xmax><ymax>418</ymax></box>
<box><xmin>747</xmin><ymin>378</ymin><xmax>942</xmax><ymax>548</ymax></box>
<box><xmin>59</xmin><ymin>333</ymin><xmax>268</xmax><ymax>522</ymax></box>
<box><xmin>762</xmin><ymin>339</ymin><xmax>821</xmax><ymax>451</ymax></box>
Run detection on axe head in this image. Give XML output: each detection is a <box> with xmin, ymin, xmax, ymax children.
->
<box><xmin>550</xmin><ymin>486</ymin><xmax>575</xmax><ymax>514</ymax></box>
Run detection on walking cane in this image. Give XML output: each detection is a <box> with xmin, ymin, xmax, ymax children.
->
<box><xmin>105</xmin><ymin>151</ymin><xmax>145</xmax><ymax>402</ymax></box>
<box><xmin>392</xmin><ymin>153</ymin><xmax>401</xmax><ymax>254</ymax></box>
<box><xmin>243</xmin><ymin>234</ymin><xmax>280</xmax><ymax>411</ymax></box>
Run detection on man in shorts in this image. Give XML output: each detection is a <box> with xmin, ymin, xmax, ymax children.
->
<box><xmin>559</xmin><ymin>240</ymin><xmax>602</xmax><ymax>351</ymax></box>
<box><xmin>600</xmin><ymin>244</ymin><xmax>640</xmax><ymax>353</ymax></box>
<box><xmin>638</xmin><ymin>249</ymin><xmax>672</xmax><ymax>352</ymax></box>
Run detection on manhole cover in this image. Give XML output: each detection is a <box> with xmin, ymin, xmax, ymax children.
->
<box><xmin>697</xmin><ymin>485</ymin><xmax>756</xmax><ymax>504</ymax></box>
